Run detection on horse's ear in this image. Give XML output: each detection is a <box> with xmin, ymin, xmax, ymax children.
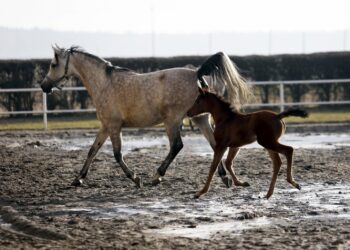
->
<box><xmin>52</xmin><ymin>44</ymin><xmax>62</xmax><ymax>56</ymax></box>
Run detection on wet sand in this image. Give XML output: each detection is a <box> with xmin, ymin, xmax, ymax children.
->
<box><xmin>0</xmin><ymin>129</ymin><xmax>349</xmax><ymax>249</ymax></box>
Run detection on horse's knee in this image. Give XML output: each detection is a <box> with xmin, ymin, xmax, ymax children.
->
<box><xmin>287</xmin><ymin>146</ymin><xmax>293</xmax><ymax>155</ymax></box>
<box><xmin>275</xmin><ymin>157</ymin><xmax>282</xmax><ymax>167</ymax></box>
<box><xmin>173</xmin><ymin>136</ymin><xmax>183</xmax><ymax>153</ymax></box>
<box><xmin>283</xmin><ymin>146</ymin><xmax>294</xmax><ymax>160</ymax></box>
<box><xmin>113</xmin><ymin>151</ymin><xmax>122</xmax><ymax>163</ymax></box>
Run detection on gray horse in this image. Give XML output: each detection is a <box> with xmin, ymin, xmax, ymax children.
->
<box><xmin>40</xmin><ymin>46</ymin><xmax>252</xmax><ymax>187</ymax></box>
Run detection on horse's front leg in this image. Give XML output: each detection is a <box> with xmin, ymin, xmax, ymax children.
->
<box><xmin>190</xmin><ymin>114</ymin><xmax>232</xmax><ymax>188</ymax></box>
<box><xmin>72</xmin><ymin>127</ymin><xmax>108</xmax><ymax>186</ymax></box>
<box><xmin>110</xmin><ymin>130</ymin><xmax>142</xmax><ymax>188</ymax></box>
<box><xmin>152</xmin><ymin>122</ymin><xmax>183</xmax><ymax>185</ymax></box>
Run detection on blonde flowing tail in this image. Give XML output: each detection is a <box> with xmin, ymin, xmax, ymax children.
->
<box><xmin>197</xmin><ymin>52</ymin><xmax>253</xmax><ymax>110</ymax></box>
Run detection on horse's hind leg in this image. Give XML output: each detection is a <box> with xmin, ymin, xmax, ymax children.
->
<box><xmin>225</xmin><ymin>147</ymin><xmax>250</xmax><ymax>187</ymax></box>
<box><xmin>152</xmin><ymin>122</ymin><xmax>183</xmax><ymax>185</ymax></box>
<box><xmin>72</xmin><ymin>128</ymin><xmax>108</xmax><ymax>186</ymax></box>
<box><xmin>195</xmin><ymin>146</ymin><xmax>226</xmax><ymax>198</ymax></box>
<box><xmin>265</xmin><ymin>150</ymin><xmax>282</xmax><ymax>199</ymax></box>
<box><xmin>191</xmin><ymin>114</ymin><xmax>232</xmax><ymax>188</ymax></box>
<box><xmin>110</xmin><ymin>129</ymin><xmax>142</xmax><ymax>188</ymax></box>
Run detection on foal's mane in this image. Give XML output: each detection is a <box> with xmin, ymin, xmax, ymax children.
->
<box><xmin>65</xmin><ymin>46</ymin><xmax>135</xmax><ymax>74</ymax></box>
<box><xmin>206</xmin><ymin>91</ymin><xmax>239</xmax><ymax>113</ymax></box>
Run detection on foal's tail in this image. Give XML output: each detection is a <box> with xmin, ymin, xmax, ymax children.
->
<box><xmin>197</xmin><ymin>52</ymin><xmax>253</xmax><ymax>110</ymax></box>
<box><xmin>278</xmin><ymin>108</ymin><xmax>309</xmax><ymax>119</ymax></box>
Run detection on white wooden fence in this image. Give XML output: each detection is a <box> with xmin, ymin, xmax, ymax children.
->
<box><xmin>0</xmin><ymin>79</ymin><xmax>350</xmax><ymax>130</ymax></box>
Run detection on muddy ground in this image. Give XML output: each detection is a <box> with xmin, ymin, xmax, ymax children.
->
<box><xmin>0</xmin><ymin>129</ymin><xmax>349</xmax><ymax>249</ymax></box>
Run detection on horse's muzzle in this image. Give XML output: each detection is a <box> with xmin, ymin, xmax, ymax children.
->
<box><xmin>40</xmin><ymin>78</ymin><xmax>53</xmax><ymax>93</ymax></box>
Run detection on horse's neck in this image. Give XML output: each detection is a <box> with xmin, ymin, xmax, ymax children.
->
<box><xmin>70</xmin><ymin>53</ymin><xmax>108</xmax><ymax>102</ymax></box>
<box><xmin>209</xmin><ymin>95</ymin><xmax>238</xmax><ymax>125</ymax></box>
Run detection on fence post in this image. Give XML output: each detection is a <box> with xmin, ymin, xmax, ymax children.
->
<box><xmin>279</xmin><ymin>82</ymin><xmax>285</xmax><ymax>112</ymax></box>
<box><xmin>42</xmin><ymin>92</ymin><xmax>48</xmax><ymax>130</ymax></box>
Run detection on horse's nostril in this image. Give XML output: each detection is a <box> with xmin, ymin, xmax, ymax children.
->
<box><xmin>41</xmin><ymin>84</ymin><xmax>52</xmax><ymax>93</ymax></box>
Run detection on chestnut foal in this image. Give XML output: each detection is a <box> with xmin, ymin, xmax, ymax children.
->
<box><xmin>187</xmin><ymin>92</ymin><xmax>308</xmax><ymax>199</ymax></box>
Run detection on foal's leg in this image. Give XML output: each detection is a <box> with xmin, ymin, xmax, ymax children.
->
<box><xmin>260</xmin><ymin>137</ymin><xmax>301</xmax><ymax>195</ymax></box>
<box><xmin>265</xmin><ymin>150</ymin><xmax>282</xmax><ymax>199</ymax></box>
<box><xmin>72</xmin><ymin>128</ymin><xmax>108</xmax><ymax>186</ymax></box>
<box><xmin>191</xmin><ymin>114</ymin><xmax>232</xmax><ymax>188</ymax></box>
<box><xmin>280</xmin><ymin>146</ymin><xmax>300</xmax><ymax>190</ymax></box>
<box><xmin>225</xmin><ymin>147</ymin><xmax>250</xmax><ymax>187</ymax></box>
<box><xmin>152</xmin><ymin>122</ymin><xmax>183</xmax><ymax>185</ymax></box>
<box><xmin>110</xmin><ymin>130</ymin><xmax>142</xmax><ymax>188</ymax></box>
<box><xmin>195</xmin><ymin>146</ymin><xmax>226</xmax><ymax>198</ymax></box>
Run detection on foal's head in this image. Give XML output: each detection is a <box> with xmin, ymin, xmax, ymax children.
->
<box><xmin>187</xmin><ymin>92</ymin><xmax>220</xmax><ymax>117</ymax></box>
<box><xmin>187</xmin><ymin>91</ymin><xmax>236</xmax><ymax>118</ymax></box>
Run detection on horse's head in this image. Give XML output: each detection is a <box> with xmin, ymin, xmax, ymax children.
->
<box><xmin>41</xmin><ymin>45</ymin><xmax>71</xmax><ymax>93</ymax></box>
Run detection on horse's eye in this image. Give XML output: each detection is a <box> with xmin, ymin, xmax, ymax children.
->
<box><xmin>51</xmin><ymin>63</ymin><xmax>57</xmax><ymax>68</ymax></box>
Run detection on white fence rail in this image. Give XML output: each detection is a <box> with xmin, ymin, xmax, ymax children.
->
<box><xmin>1</xmin><ymin>79</ymin><xmax>350</xmax><ymax>130</ymax></box>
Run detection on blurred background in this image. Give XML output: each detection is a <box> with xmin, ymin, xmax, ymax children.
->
<box><xmin>0</xmin><ymin>0</ymin><xmax>349</xmax><ymax>129</ymax></box>
<box><xmin>1</xmin><ymin>0</ymin><xmax>350</xmax><ymax>58</ymax></box>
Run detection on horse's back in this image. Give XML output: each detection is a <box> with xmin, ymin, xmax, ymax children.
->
<box><xmin>126</xmin><ymin>67</ymin><xmax>199</xmax><ymax>106</ymax></box>
<box><xmin>107</xmin><ymin>67</ymin><xmax>199</xmax><ymax>126</ymax></box>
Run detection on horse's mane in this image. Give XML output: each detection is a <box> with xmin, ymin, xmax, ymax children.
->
<box><xmin>59</xmin><ymin>46</ymin><xmax>135</xmax><ymax>74</ymax></box>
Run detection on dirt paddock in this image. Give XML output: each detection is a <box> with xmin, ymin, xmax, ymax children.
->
<box><xmin>0</xmin><ymin>129</ymin><xmax>349</xmax><ymax>249</ymax></box>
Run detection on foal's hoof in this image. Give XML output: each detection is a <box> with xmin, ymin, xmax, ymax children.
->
<box><xmin>294</xmin><ymin>182</ymin><xmax>301</xmax><ymax>190</ymax></box>
<box><xmin>134</xmin><ymin>176</ymin><xmax>143</xmax><ymax>188</ymax></box>
<box><xmin>288</xmin><ymin>179</ymin><xmax>301</xmax><ymax>190</ymax></box>
<box><xmin>221</xmin><ymin>176</ymin><xmax>233</xmax><ymax>188</ymax></box>
<box><xmin>71</xmin><ymin>178</ymin><xmax>83</xmax><ymax>187</ymax></box>
<box><xmin>265</xmin><ymin>193</ymin><xmax>273</xmax><ymax>199</ymax></box>
<box><xmin>194</xmin><ymin>192</ymin><xmax>201</xmax><ymax>199</ymax></box>
<box><xmin>241</xmin><ymin>181</ymin><xmax>250</xmax><ymax>187</ymax></box>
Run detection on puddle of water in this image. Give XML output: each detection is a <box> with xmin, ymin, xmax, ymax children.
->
<box><xmin>60</xmin><ymin>136</ymin><xmax>169</xmax><ymax>153</ymax></box>
<box><xmin>53</xmin><ymin>133</ymin><xmax>350</xmax><ymax>156</ymax></box>
<box><xmin>43</xmin><ymin>199</ymin><xmax>246</xmax><ymax>220</ymax></box>
<box><xmin>294</xmin><ymin>183</ymin><xmax>350</xmax><ymax>213</ymax></box>
<box><xmin>44</xmin><ymin>205</ymin><xmax>152</xmax><ymax>219</ymax></box>
<box><xmin>181</xmin><ymin>133</ymin><xmax>350</xmax><ymax>156</ymax></box>
<box><xmin>37</xmin><ymin>183</ymin><xmax>350</xmax><ymax>239</ymax></box>
<box><xmin>42</xmin><ymin>184</ymin><xmax>350</xmax><ymax>220</ymax></box>
<box><xmin>149</xmin><ymin>217</ymin><xmax>272</xmax><ymax>239</ymax></box>
<box><xmin>0</xmin><ymin>217</ymin><xmax>11</xmax><ymax>229</ymax></box>
<box><xmin>303</xmin><ymin>214</ymin><xmax>350</xmax><ymax>220</ymax></box>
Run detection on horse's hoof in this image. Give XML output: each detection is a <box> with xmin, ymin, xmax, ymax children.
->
<box><xmin>71</xmin><ymin>178</ymin><xmax>83</xmax><ymax>187</ymax></box>
<box><xmin>134</xmin><ymin>176</ymin><xmax>143</xmax><ymax>188</ymax></box>
<box><xmin>221</xmin><ymin>176</ymin><xmax>232</xmax><ymax>188</ymax></box>
<box><xmin>151</xmin><ymin>173</ymin><xmax>162</xmax><ymax>186</ymax></box>
<box><xmin>151</xmin><ymin>177</ymin><xmax>162</xmax><ymax>186</ymax></box>
<box><xmin>241</xmin><ymin>181</ymin><xmax>250</xmax><ymax>187</ymax></box>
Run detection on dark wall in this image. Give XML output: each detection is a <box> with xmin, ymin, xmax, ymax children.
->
<box><xmin>1</xmin><ymin>52</ymin><xmax>350</xmax><ymax>112</ymax></box>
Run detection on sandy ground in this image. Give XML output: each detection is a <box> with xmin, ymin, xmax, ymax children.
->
<box><xmin>0</xmin><ymin>129</ymin><xmax>349</xmax><ymax>249</ymax></box>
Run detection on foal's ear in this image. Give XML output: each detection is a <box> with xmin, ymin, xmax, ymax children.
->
<box><xmin>198</xmin><ymin>87</ymin><xmax>205</xmax><ymax>95</ymax></box>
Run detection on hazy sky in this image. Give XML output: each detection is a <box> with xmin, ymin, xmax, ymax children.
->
<box><xmin>1</xmin><ymin>0</ymin><xmax>349</xmax><ymax>33</ymax></box>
